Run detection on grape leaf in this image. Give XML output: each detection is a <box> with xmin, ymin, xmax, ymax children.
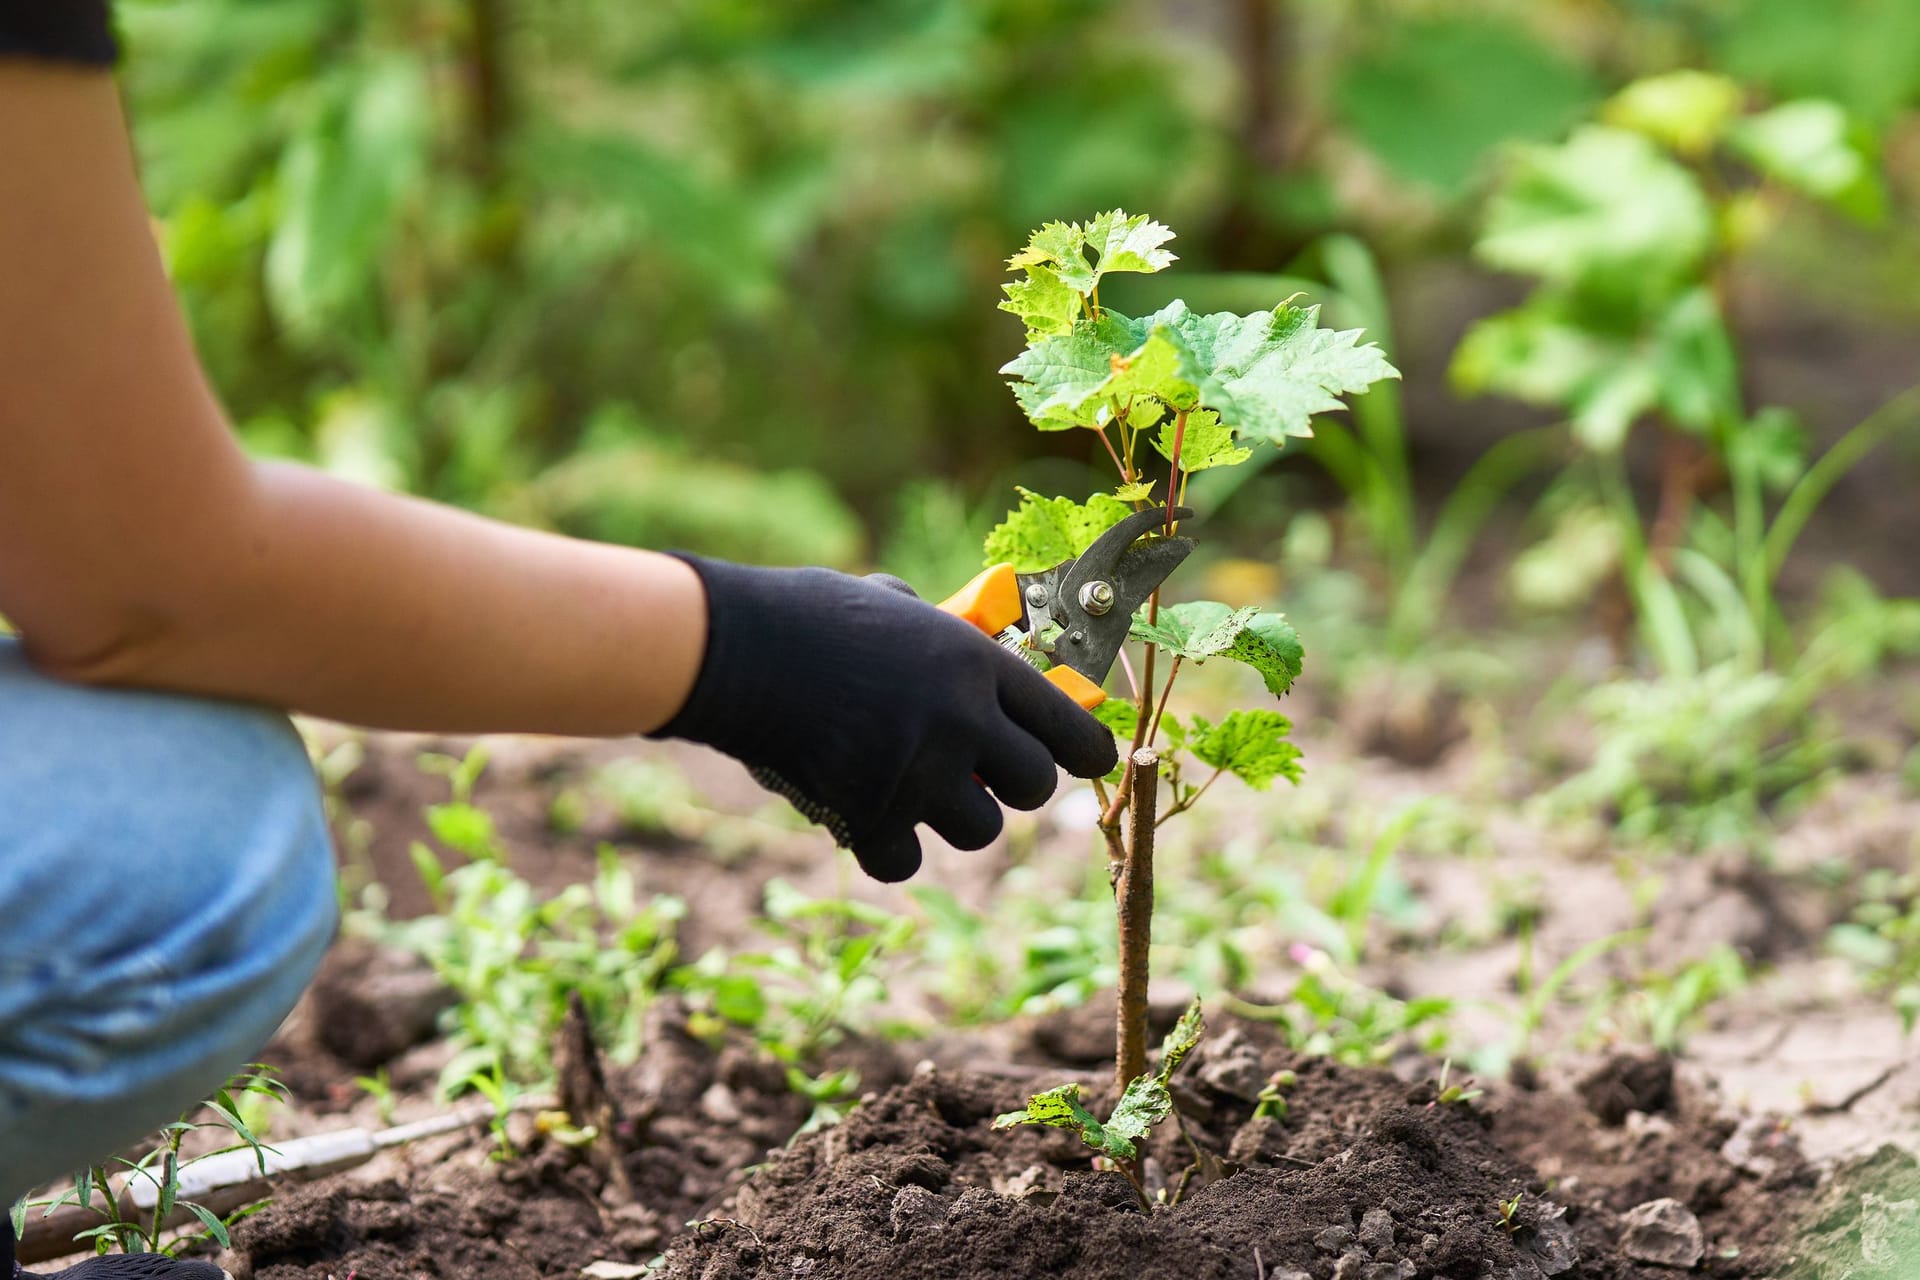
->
<box><xmin>1008</xmin><ymin>220</ymin><xmax>1090</xmax><ymax>282</ymax></box>
<box><xmin>1451</xmin><ymin>287</ymin><xmax>1735</xmax><ymax>451</ymax></box>
<box><xmin>1106</xmin><ymin>1078</ymin><xmax>1170</xmax><ymax>1148</ymax></box>
<box><xmin>992</xmin><ymin>1083</ymin><xmax>1137</xmax><ymax>1160</ymax></box>
<box><xmin>983</xmin><ymin>488</ymin><xmax>1131</xmax><ymax>574</ymax></box>
<box><xmin>1084</xmin><ymin>208</ymin><xmax>1179</xmax><ymax>277</ymax></box>
<box><xmin>1476</xmin><ymin>125</ymin><xmax>1712</xmax><ymax>300</ymax></box>
<box><xmin>1107</xmin><ymin>998</ymin><xmax>1206</xmax><ymax>1145</ymax></box>
<box><xmin>1727</xmin><ymin>99</ymin><xmax>1886</xmax><ymax>223</ymax></box>
<box><xmin>1602</xmin><ymin>70</ymin><xmax>1743</xmax><ymax>156</ymax></box>
<box><xmin>1000</xmin><ymin>313</ymin><xmax>1147</xmax><ymax>430</ymax></box>
<box><xmin>1092</xmin><ymin>699</ymin><xmax>1140</xmax><ymax>737</ymax></box>
<box><xmin>1004</xmin><ymin>302</ymin><xmax>1396</xmax><ymax>445</ymax></box>
<box><xmin>1098</xmin><ymin>327</ymin><xmax>1204</xmax><ymax>410</ymax></box>
<box><xmin>1131</xmin><ymin>600</ymin><xmax>1259</xmax><ymax>660</ymax></box>
<box><xmin>1229</xmin><ymin>613</ymin><xmax>1306</xmax><ymax>697</ymax></box>
<box><xmin>1188</xmin><ymin>710</ymin><xmax>1303</xmax><ymax>790</ymax></box>
<box><xmin>1131</xmin><ymin>601</ymin><xmax>1304</xmax><ymax>697</ymax></box>
<box><xmin>1152</xmin><ymin>409</ymin><xmax>1252</xmax><ymax>472</ymax></box>
<box><xmin>1154</xmin><ymin>997</ymin><xmax>1204</xmax><ymax>1084</ymax></box>
<box><xmin>1115</xmin><ymin>479</ymin><xmax>1156</xmax><ymax>502</ymax></box>
<box><xmin>999</xmin><ymin>263</ymin><xmax>1083</xmax><ymax>340</ymax></box>
<box><xmin>1133</xmin><ymin>301</ymin><xmax>1400</xmax><ymax>445</ymax></box>
<box><xmin>1006</xmin><ymin>209</ymin><xmax>1176</xmax><ymax>297</ymax></box>
<box><xmin>1005</xmin><ymin>1000</ymin><xmax>1205</xmax><ymax>1160</ymax></box>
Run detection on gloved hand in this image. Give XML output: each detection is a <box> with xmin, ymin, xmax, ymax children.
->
<box><xmin>653</xmin><ymin>556</ymin><xmax>1119</xmax><ymax>881</ymax></box>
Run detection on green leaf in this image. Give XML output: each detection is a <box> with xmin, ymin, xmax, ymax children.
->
<box><xmin>1000</xmin><ymin>313</ymin><xmax>1149</xmax><ymax>430</ymax></box>
<box><xmin>1130</xmin><ymin>602</ymin><xmax>1304</xmax><ymax>697</ymax></box>
<box><xmin>1451</xmin><ymin>303</ymin><xmax>1644</xmax><ymax>449</ymax></box>
<box><xmin>999</xmin><ymin>263</ymin><xmax>1083</xmax><ymax>340</ymax></box>
<box><xmin>1102</xmin><ymin>1000</ymin><xmax>1204</xmax><ymax>1150</ymax></box>
<box><xmin>1188</xmin><ymin>711</ymin><xmax>1303</xmax><ymax>790</ymax></box>
<box><xmin>1729</xmin><ymin>407</ymin><xmax>1809</xmax><ymax>495</ymax></box>
<box><xmin>1114</xmin><ymin>479</ymin><xmax>1156</xmax><ymax>502</ymax></box>
<box><xmin>185</xmin><ymin>1202</ymin><xmax>232</xmax><ymax>1250</ymax></box>
<box><xmin>1008</xmin><ymin>221</ymin><xmax>1091</xmax><ymax>284</ymax></box>
<box><xmin>1152</xmin><ymin>409</ymin><xmax>1252</xmax><ymax>472</ymax></box>
<box><xmin>1006</xmin><ymin>210</ymin><xmax>1176</xmax><ymax>297</ymax></box>
<box><xmin>1712</xmin><ymin>0</ymin><xmax>1920</xmax><ymax>127</ymax></box>
<box><xmin>1106</xmin><ymin>1077</ymin><xmax>1171</xmax><ymax>1146</ymax></box>
<box><xmin>1099</xmin><ymin>327</ymin><xmax>1205</xmax><ymax>410</ymax></box>
<box><xmin>1728</xmin><ymin>99</ymin><xmax>1887</xmax><ymax>223</ymax></box>
<box><xmin>1333</xmin><ymin>18</ymin><xmax>1599</xmax><ymax>193</ymax></box>
<box><xmin>1002</xmin><ymin>302</ymin><xmax>1396</xmax><ymax>444</ymax></box>
<box><xmin>1134</xmin><ymin>301</ymin><xmax>1400</xmax><ymax>445</ymax></box>
<box><xmin>1083</xmin><ymin>209</ymin><xmax>1179</xmax><ymax>278</ymax></box>
<box><xmin>1229</xmin><ymin>614</ymin><xmax>1306</xmax><ymax>698</ymax></box>
<box><xmin>265</xmin><ymin>57</ymin><xmax>431</xmax><ymax>337</ymax></box>
<box><xmin>1476</xmin><ymin>125</ymin><xmax>1713</xmax><ymax>302</ymax></box>
<box><xmin>1131</xmin><ymin>600</ymin><xmax>1259</xmax><ymax>661</ymax></box>
<box><xmin>1154</xmin><ymin>997</ymin><xmax>1205</xmax><ymax>1084</ymax></box>
<box><xmin>1602</xmin><ymin>71</ymin><xmax>1744</xmax><ymax>156</ymax></box>
<box><xmin>982</xmin><ymin>488</ymin><xmax>1131</xmax><ymax>574</ymax></box>
<box><xmin>1450</xmin><ymin>288</ymin><xmax>1736</xmax><ymax>450</ymax></box>
<box><xmin>1092</xmin><ymin>699</ymin><xmax>1140</xmax><ymax>738</ymax></box>
<box><xmin>710</xmin><ymin>975</ymin><xmax>768</xmax><ymax>1026</ymax></box>
<box><xmin>992</xmin><ymin>1082</ymin><xmax>1137</xmax><ymax>1160</ymax></box>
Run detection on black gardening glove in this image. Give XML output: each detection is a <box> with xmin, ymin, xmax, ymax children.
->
<box><xmin>653</xmin><ymin>556</ymin><xmax>1119</xmax><ymax>882</ymax></box>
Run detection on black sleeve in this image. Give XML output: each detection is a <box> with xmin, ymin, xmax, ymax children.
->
<box><xmin>0</xmin><ymin>1</ymin><xmax>118</xmax><ymax>67</ymax></box>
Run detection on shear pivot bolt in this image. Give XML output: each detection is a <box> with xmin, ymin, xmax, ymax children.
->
<box><xmin>1079</xmin><ymin>581</ymin><xmax>1115</xmax><ymax>616</ymax></box>
<box><xmin>1025</xmin><ymin>584</ymin><xmax>1049</xmax><ymax>608</ymax></box>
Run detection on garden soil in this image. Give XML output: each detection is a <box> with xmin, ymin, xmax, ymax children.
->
<box><xmin>218</xmin><ymin>1010</ymin><xmax>1920</xmax><ymax>1280</ymax></box>
<box><xmin>196</xmin><ymin>703</ymin><xmax>1920</xmax><ymax>1280</ymax></box>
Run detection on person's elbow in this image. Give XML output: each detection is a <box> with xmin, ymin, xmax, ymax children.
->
<box><xmin>5</xmin><ymin>473</ymin><xmax>265</xmax><ymax>690</ymax></box>
<box><xmin>16</xmin><ymin>595</ymin><xmax>182</xmax><ymax>688</ymax></box>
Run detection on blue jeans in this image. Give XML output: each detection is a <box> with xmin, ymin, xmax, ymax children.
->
<box><xmin>0</xmin><ymin>639</ymin><xmax>336</xmax><ymax>1204</ymax></box>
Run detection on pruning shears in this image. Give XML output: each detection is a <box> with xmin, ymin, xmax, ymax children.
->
<box><xmin>937</xmin><ymin>505</ymin><xmax>1195</xmax><ymax>709</ymax></box>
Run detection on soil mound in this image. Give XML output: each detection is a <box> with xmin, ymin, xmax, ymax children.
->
<box><xmin>232</xmin><ymin>1021</ymin><xmax>1808</xmax><ymax>1280</ymax></box>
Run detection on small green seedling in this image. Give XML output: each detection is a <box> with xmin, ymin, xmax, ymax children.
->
<box><xmin>353</xmin><ymin>1067</ymin><xmax>396</xmax><ymax>1128</ymax></box>
<box><xmin>1253</xmin><ymin>1069</ymin><xmax>1297</xmax><ymax>1122</ymax></box>
<box><xmin>995</xmin><ymin>999</ymin><xmax>1203</xmax><ymax>1200</ymax></box>
<box><xmin>1498</xmin><ymin>1191</ymin><xmax>1525</xmax><ymax>1234</ymax></box>
<box><xmin>15</xmin><ymin>1067</ymin><xmax>286</xmax><ymax>1258</ymax></box>
<box><xmin>1432</xmin><ymin>1059</ymin><xmax>1483</xmax><ymax>1107</ymax></box>
<box><xmin>463</xmin><ymin>1063</ymin><xmax>522</xmax><ymax>1161</ymax></box>
<box><xmin>534</xmin><ymin>1109</ymin><xmax>600</xmax><ymax>1149</ymax></box>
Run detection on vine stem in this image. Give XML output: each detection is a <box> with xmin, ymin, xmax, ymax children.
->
<box><xmin>1165</xmin><ymin>409</ymin><xmax>1189</xmax><ymax>533</ymax></box>
<box><xmin>1098</xmin><ymin>425</ymin><xmax>1130</xmax><ymax>484</ymax></box>
<box><xmin>1147</xmin><ymin>657</ymin><xmax>1182</xmax><ymax>746</ymax></box>
<box><xmin>1117</xmin><ymin>647</ymin><xmax>1142</xmax><ymax>704</ymax></box>
<box><xmin>1116</xmin><ymin>746</ymin><xmax>1159</xmax><ymax>1091</ymax></box>
<box><xmin>1157</xmin><ymin>766</ymin><xmax>1224</xmax><ymax>828</ymax></box>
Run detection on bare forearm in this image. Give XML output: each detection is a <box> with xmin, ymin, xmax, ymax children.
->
<box><xmin>37</xmin><ymin>461</ymin><xmax>707</xmax><ymax>735</ymax></box>
<box><xmin>0</xmin><ymin>66</ymin><xmax>704</xmax><ymax>735</ymax></box>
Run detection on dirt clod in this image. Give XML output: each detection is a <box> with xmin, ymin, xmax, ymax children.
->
<box><xmin>1620</xmin><ymin>1198</ymin><xmax>1706</xmax><ymax>1269</ymax></box>
<box><xmin>1578</xmin><ymin>1052</ymin><xmax>1677</xmax><ymax>1127</ymax></box>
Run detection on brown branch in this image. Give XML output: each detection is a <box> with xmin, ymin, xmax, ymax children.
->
<box><xmin>1164</xmin><ymin>409</ymin><xmax>1189</xmax><ymax>535</ymax></box>
<box><xmin>1098</xmin><ymin>425</ymin><xmax>1130</xmax><ymax>484</ymax></box>
<box><xmin>1116</xmin><ymin>747</ymin><xmax>1160</xmax><ymax>1091</ymax></box>
<box><xmin>1147</xmin><ymin>656</ymin><xmax>1182</xmax><ymax>747</ymax></box>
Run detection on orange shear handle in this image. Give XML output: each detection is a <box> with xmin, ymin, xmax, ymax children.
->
<box><xmin>936</xmin><ymin>564</ymin><xmax>1107</xmax><ymax>711</ymax></box>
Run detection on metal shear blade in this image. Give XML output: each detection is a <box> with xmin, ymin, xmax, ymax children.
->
<box><xmin>1017</xmin><ymin>505</ymin><xmax>1194</xmax><ymax>684</ymax></box>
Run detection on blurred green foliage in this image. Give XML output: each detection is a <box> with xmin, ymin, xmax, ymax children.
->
<box><xmin>119</xmin><ymin>0</ymin><xmax>1919</xmax><ymax>581</ymax></box>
